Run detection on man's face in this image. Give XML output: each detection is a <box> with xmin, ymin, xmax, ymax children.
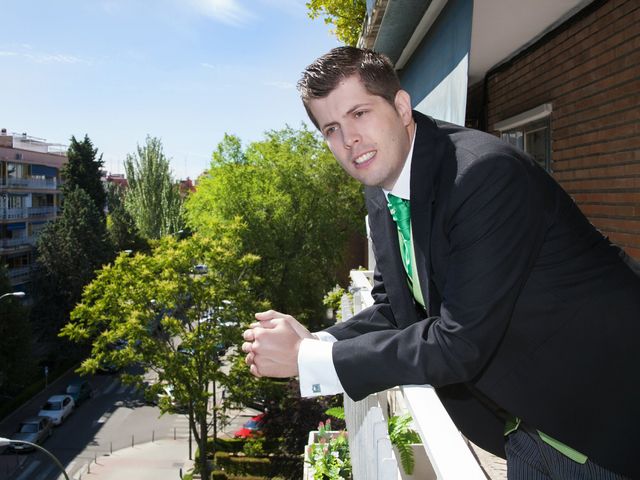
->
<box><xmin>308</xmin><ymin>75</ymin><xmax>414</xmax><ymax>190</ymax></box>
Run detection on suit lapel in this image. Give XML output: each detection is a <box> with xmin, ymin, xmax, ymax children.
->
<box><xmin>366</xmin><ymin>112</ymin><xmax>450</xmax><ymax>320</ymax></box>
<box><xmin>410</xmin><ymin>113</ymin><xmax>451</xmax><ymax>317</ymax></box>
<box><xmin>366</xmin><ymin>188</ymin><xmax>417</xmax><ymax>325</ymax></box>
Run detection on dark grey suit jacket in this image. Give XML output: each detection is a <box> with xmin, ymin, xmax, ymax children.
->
<box><xmin>325</xmin><ymin>112</ymin><xmax>640</xmax><ymax>477</ymax></box>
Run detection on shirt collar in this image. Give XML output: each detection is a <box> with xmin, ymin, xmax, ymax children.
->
<box><xmin>383</xmin><ymin>123</ymin><xmax>416</xmax><ymax>202</ymax></box>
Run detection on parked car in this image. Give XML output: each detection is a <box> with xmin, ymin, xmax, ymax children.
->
<box><xmin>65</xmin><ymin>379</ymin><xmax>93</xmax><ymax>405</ymax></box>
<box><xmin>37</xmin><ymin>395</ymin><xmax>75</xmax><ymax>426</ymax></box>
<box><xmin>8</xmin><ymin>416</ymin><xmax>53</xmax><ymax>452</ymax></box>
<box><xmin>234</xmin><ymin>414</ymin><xmax>265</xmax><ymax>439</ymax></box>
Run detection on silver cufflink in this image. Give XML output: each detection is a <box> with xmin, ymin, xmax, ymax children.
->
<box><xmin>312</xmin><ymin>384</ymin><xmax>321</xmax><ymax>393</ymax></box>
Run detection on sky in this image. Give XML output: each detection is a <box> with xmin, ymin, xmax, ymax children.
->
<box><xmin>0</xmin><ymin>0</ymin><xmax>339</xmax><ymax>180</ymax></box>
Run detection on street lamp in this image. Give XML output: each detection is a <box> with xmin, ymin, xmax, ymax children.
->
<box><xmin>0</xmin><ymin>291</ymin><xmax>25</xmax><ymax>301</ymax></box>
<box><xmin>0</xmin><ymin>438</ymin><xmax>69</xmax><ymax>480</ymax></box>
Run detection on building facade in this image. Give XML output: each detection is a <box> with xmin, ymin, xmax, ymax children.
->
<box><xmin>0</xmin><ymin>129</ymin><xmax>67</xmax><ymax>290</ymax></box>
<box><xmin>360</xmin><ymin>0</ymin><xmax>639</xmax><ymax>259</ymax></box>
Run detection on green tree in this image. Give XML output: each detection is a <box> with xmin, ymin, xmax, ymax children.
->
<box><xmin>63</xmin><ymin>135</ymin><xmax>107</xmax><ymax>214</ymax></box>
<box><xmin>105</xmin><ymin>182</ymin><xmax>148</xmax><ymax>253</ymax></box>
<box><xmin>60</xmin><ymin>229</ymin><xmax>264</xmax><ymax>480</ymax></box>
<box><xmin>0</xmin><ymin>267</ymin><xmax>34</xmax><ymax>399</ymax></box>
<box><xmin>32</xmin><ymin>187</ymin><xmax>114</xmax><ymax>339</ymax></box>
<box><xmin>124</xmin><ymin>136</ymin><xmax>184</xmax><ymax>240</ymax></box>
<box><xmin>306</xmin><ymin>0</ymin><xmax>366</xmax><ymax>46</ymax></box>
<box><xmin>185</xmin><ymin>126</ymin><xmax>365</xmax><ymax>328</ymax></box>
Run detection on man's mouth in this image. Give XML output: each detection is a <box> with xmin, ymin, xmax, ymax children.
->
<box><xmin>353</xmin><ymin>151</ymin><xmax>376</xmax><ymax>165</ymax></box>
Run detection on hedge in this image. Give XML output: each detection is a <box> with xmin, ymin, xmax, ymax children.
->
<box><xmin>214</xmin><ymin>452</ymin><xmax>302</xmax><ymax>479</ymax></box>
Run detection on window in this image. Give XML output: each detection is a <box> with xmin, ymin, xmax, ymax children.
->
<box><xmin>495</xmin><ymin>103</ymin><xmax>552</xmax><ymax>172</ymax></box>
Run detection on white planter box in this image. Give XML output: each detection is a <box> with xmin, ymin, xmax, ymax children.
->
<box><xmin>395</xmin><ymin>443</ymin><xmax>436</xmax><ymax>480</ymax></box>
<box><xmin>303</xmin><ymin>430</ymin><xmax>346</xmax><ymax>480</ymax></box>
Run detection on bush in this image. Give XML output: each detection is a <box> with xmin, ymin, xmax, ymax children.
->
<box><xmin>209</xmin><ymin>437</ymin><xmax>245</xmax><ymax>454</ymax></box>
<box><xmin>214</xmin><ymin>452</ymin><xmax>302</xmax><ymax>480</ymax></box>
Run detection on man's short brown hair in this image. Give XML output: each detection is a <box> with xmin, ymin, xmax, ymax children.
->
<box><xmin>297</xmin><ymin>46</ymin><xmax>402</xmax><ymax>129</ymax></box>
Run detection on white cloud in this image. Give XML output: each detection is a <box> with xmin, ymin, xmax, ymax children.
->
<box><xmin>265</xmin><ymin>80</ymin><xmax>295</xmax><ymax>90</ymax></box>
<box><xmin>0</xmin><ymin>44</ymin><xmax>89</xmax><ymax>65</ymax></box>
<box><xmin>258</xmin><ymin>0</ymin><xmax>305</xmax><ymax>15</ymax></box>
<box><xmin>32</xmin><ymin>53</ymin><xmax>86</xmax><ymax>65</ymax></box>
<box><xmin>188</xmin><ymin>0</ymin><xmax>254</xmax><ymax>26</ymax></box>
<box><xmin>100</xmin><ymin>1</ymin><xmax>122</xmax><ymax>15</ymax></box>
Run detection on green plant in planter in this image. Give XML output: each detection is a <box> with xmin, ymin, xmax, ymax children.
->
<box><xmin>324</xmin><ymin>406</ymin><xmax>345</xmax><ymax>420</ymax></box>
<box><xmin>323</xmin><ymin>285</ymin><xmax>350</xmax><ymax>321</ymax></box>
<box><xmin>307</xmin><ymin>419</ymin><xmax>352</xmax><ymax>480</ymax></box>
<box><xmin>388</xmin><ymin>413</ymin><xmax>421</xmax><ymax>475</ymax></box>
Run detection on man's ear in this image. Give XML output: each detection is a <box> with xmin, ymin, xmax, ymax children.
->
<box><xmin>394</xmin><ymin>90</ymin><xmax>413</xmax><ymax>126</ymax></box>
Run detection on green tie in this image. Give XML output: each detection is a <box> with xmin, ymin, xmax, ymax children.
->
<box><xmin>387</xmin><ymin>194</ymin><xmax>413</xmax><ymax>278</ymax></box>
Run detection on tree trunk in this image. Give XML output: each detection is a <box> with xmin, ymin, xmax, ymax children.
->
<box><xmin>199</xmin><ymin>413</ymin><xmax>210</xmax><ymax>479</ymax></box>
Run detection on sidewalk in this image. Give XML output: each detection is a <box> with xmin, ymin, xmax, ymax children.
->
<box><xmin>75</xmin><ymin>405</ymin><xmax>257</xmax><ymax>480</ymax></box>
<box><xmin>73</xmin><ymin>439</ymin><xmax>193</xmax><ymax>480</ymax></box>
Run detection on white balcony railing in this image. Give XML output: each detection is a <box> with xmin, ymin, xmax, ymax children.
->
<box><xmin>4</xmin><ymin>177</ymin><xmax>58</xmax><ymax>189</ymax></box>
<box><xmin>340</xmin><ymin>270</ymin><xmax>487</xmax><ymax>480</ymax></box>
<box><xmin>1</xmin><ymin>207</ymin><xmax>58</xmax><ymax>220</ymax></box>
<box><xmin>29</xmin><ymin>206</ymin><xmax>58</xmax><ymax>218</ymax></box>
<box><xmin>0</xmin><ymin>237</ymin><xmax>29</xmax><ymax>248</ymax></box>
<box><xmin>7</xmin><ymin>266</ymin><xmax>30</xmax><ymax>280</ymax></box>
<box><xmin>0</xmin><ymin>208</ymin><xmax>28</xmax><ymax>220</ymax></box>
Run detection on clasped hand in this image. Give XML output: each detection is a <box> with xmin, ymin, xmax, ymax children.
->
<box><xmin>242</xmin><ymin>310</ymin><xmax>313</xmax><ymax>378</ymax></box>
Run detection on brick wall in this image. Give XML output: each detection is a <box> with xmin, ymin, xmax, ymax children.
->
<box><xmin>482</xmin><ymin>0</ymin><xmax>640</xmax><ymax>258</ymax></box>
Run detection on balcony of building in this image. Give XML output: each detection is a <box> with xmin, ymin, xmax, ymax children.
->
<box><xmin>309</xmin><ymin>270</ymin><xmax>506</xmax><ymax>480</ymax></box>
<box><xmin>1</xmin><ymin>176</ymin><xmax>59</xmax><ymax>190</ymax></box>
<box><xmin>6</xmin><ymin>265</ymin><xmax>31</xmax><ymax>285</ymax></box>
<box><xmin>0</xmin><ymin>206</ymin><xmax>59</xmax><ymax>220</ymax></box>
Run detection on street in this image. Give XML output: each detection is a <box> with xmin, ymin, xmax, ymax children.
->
<box><xmin>0</xmin><ymin>371</ymin><xmax>191</xmax><ymax>480</ymax></box>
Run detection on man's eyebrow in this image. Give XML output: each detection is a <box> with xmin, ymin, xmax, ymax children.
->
<box><xmin>345</xmin><ymin>103</ymin><xmax>369</xmax><ymax>115</ymax></box>
<box><xmin>320</xmin><ymin>103</ymin><xmax>372</xmax><ymax>131</ymax></box>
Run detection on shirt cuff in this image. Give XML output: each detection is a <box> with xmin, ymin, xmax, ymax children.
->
<box><xmin>313</xmin><ymin>331</ymin><xmax>338</xmax><ymax>342</ymax></box>
<box><xmin>298</xmin><ymin>337</ymin><xmax>344</xmax><ymax>397</ymax></box>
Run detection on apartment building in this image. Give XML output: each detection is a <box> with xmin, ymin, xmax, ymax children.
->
<box><xmin>0</xmin><ymin>129</ymin><xmax>67</xmax><ymax>290</ymax></box>
<box><xmin>360</xmin><ymin>0</ymin><xmax>639</xmax><ymax>259</ymax></box>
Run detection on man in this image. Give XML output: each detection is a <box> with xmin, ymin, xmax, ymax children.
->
<box><xmin>242</xmin><ymin>47</ymin><xmax>640</xmax><ymax>479</ymax></box>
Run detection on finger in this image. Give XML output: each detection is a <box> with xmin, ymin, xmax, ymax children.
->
<box><xmin>251</xmin><ymin>319</ymin><xmax>278</xmax><ymax>329</ymax></box>
<box><xmin>244</xmin><ymin>352</ymin><xmax>254</xmax><ymax>365</ymax></box>
<box><xmin>255</xmin><ymin>310</ymin><xmax>286</xmax><ymax>321</ymax></box>
<box><xmin>241</xmin><ymin>341</ymin><xmax>253</xmax><ymax>354</ymax></box>
<box><xmin>242</xmin><ymin>329</ymin><xmax>255</xmax><ymax>341</ymax></box>
<box><xmin>249</xmin><ymin>363</ymin><xmax>262</xmax><ymax>378</ymax></box>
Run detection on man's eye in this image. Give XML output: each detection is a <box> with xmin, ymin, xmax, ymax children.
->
<box><xmin>354</xmin><ymin>110</ymin><xmax>366</xmax><ymax>118</ymax></box>
<box><xmin>325</xmin><ymin>126</ymin><xmax>337</xmax><ymax>136</ymax></box>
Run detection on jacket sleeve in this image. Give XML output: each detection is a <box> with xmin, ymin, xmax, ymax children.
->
<box><xmin>323</xmin><ymin>262</ymin><xmax>400</xmax><ymax>340</ymax></box>
<box><xmin>332</xmin><ymin>154</ymin><xmax>547</xmax><ymax>401</ymax></box>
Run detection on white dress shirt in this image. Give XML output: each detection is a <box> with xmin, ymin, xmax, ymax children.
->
<box><xmin>298</xmin><ymin>125</ymin><xmax>417</xmax><ymax>397</ymax></box>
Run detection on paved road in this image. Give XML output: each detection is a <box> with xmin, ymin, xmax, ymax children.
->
<box><xmin>0</xmin><ymin>371</ymin><xmax>191</xmax><ymax>480</ymax></box>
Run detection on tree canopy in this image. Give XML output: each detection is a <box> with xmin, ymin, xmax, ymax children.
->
<box><xmin>63</xmin><ymin>134</ymin><xmax>107</xmax><ymax>214</ymax></box>
<box><xmin>185</xmin><ymin>126</ymin><xmax>365</xmax><ymax>328</ymax></box>
<box><xmin>306</xmin><ymin>0</ymin><xmax>366</xmax><ymax>46</ymax></box>
<box><xmin>0</xmin><ymin>267</ymin><xmax>34</xmax><ymax>398</ymax></box>
<box><xmin>105</xmin><ymin>182</ymin><xmax>148</xmax><ymax>253</ymax></box>
<box><xmin>32</xmin><ymin>187</ymin><xmax>114</xmax><ymax>339</ymax></box>
<box><xmin>61</xmin><ymin>228</ymin><xmax>264</xmax><ymax>479</ymax></box>
<box><xmin>124</xmin><ymin>136</ymin><xmax>184</xmax><ymax>240</ymax></box>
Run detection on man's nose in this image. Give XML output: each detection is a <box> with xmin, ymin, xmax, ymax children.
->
<box><xmin>342</xmin><ymin>125</ymin><xmax>361</xmax><ymax>149</ymax></box>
